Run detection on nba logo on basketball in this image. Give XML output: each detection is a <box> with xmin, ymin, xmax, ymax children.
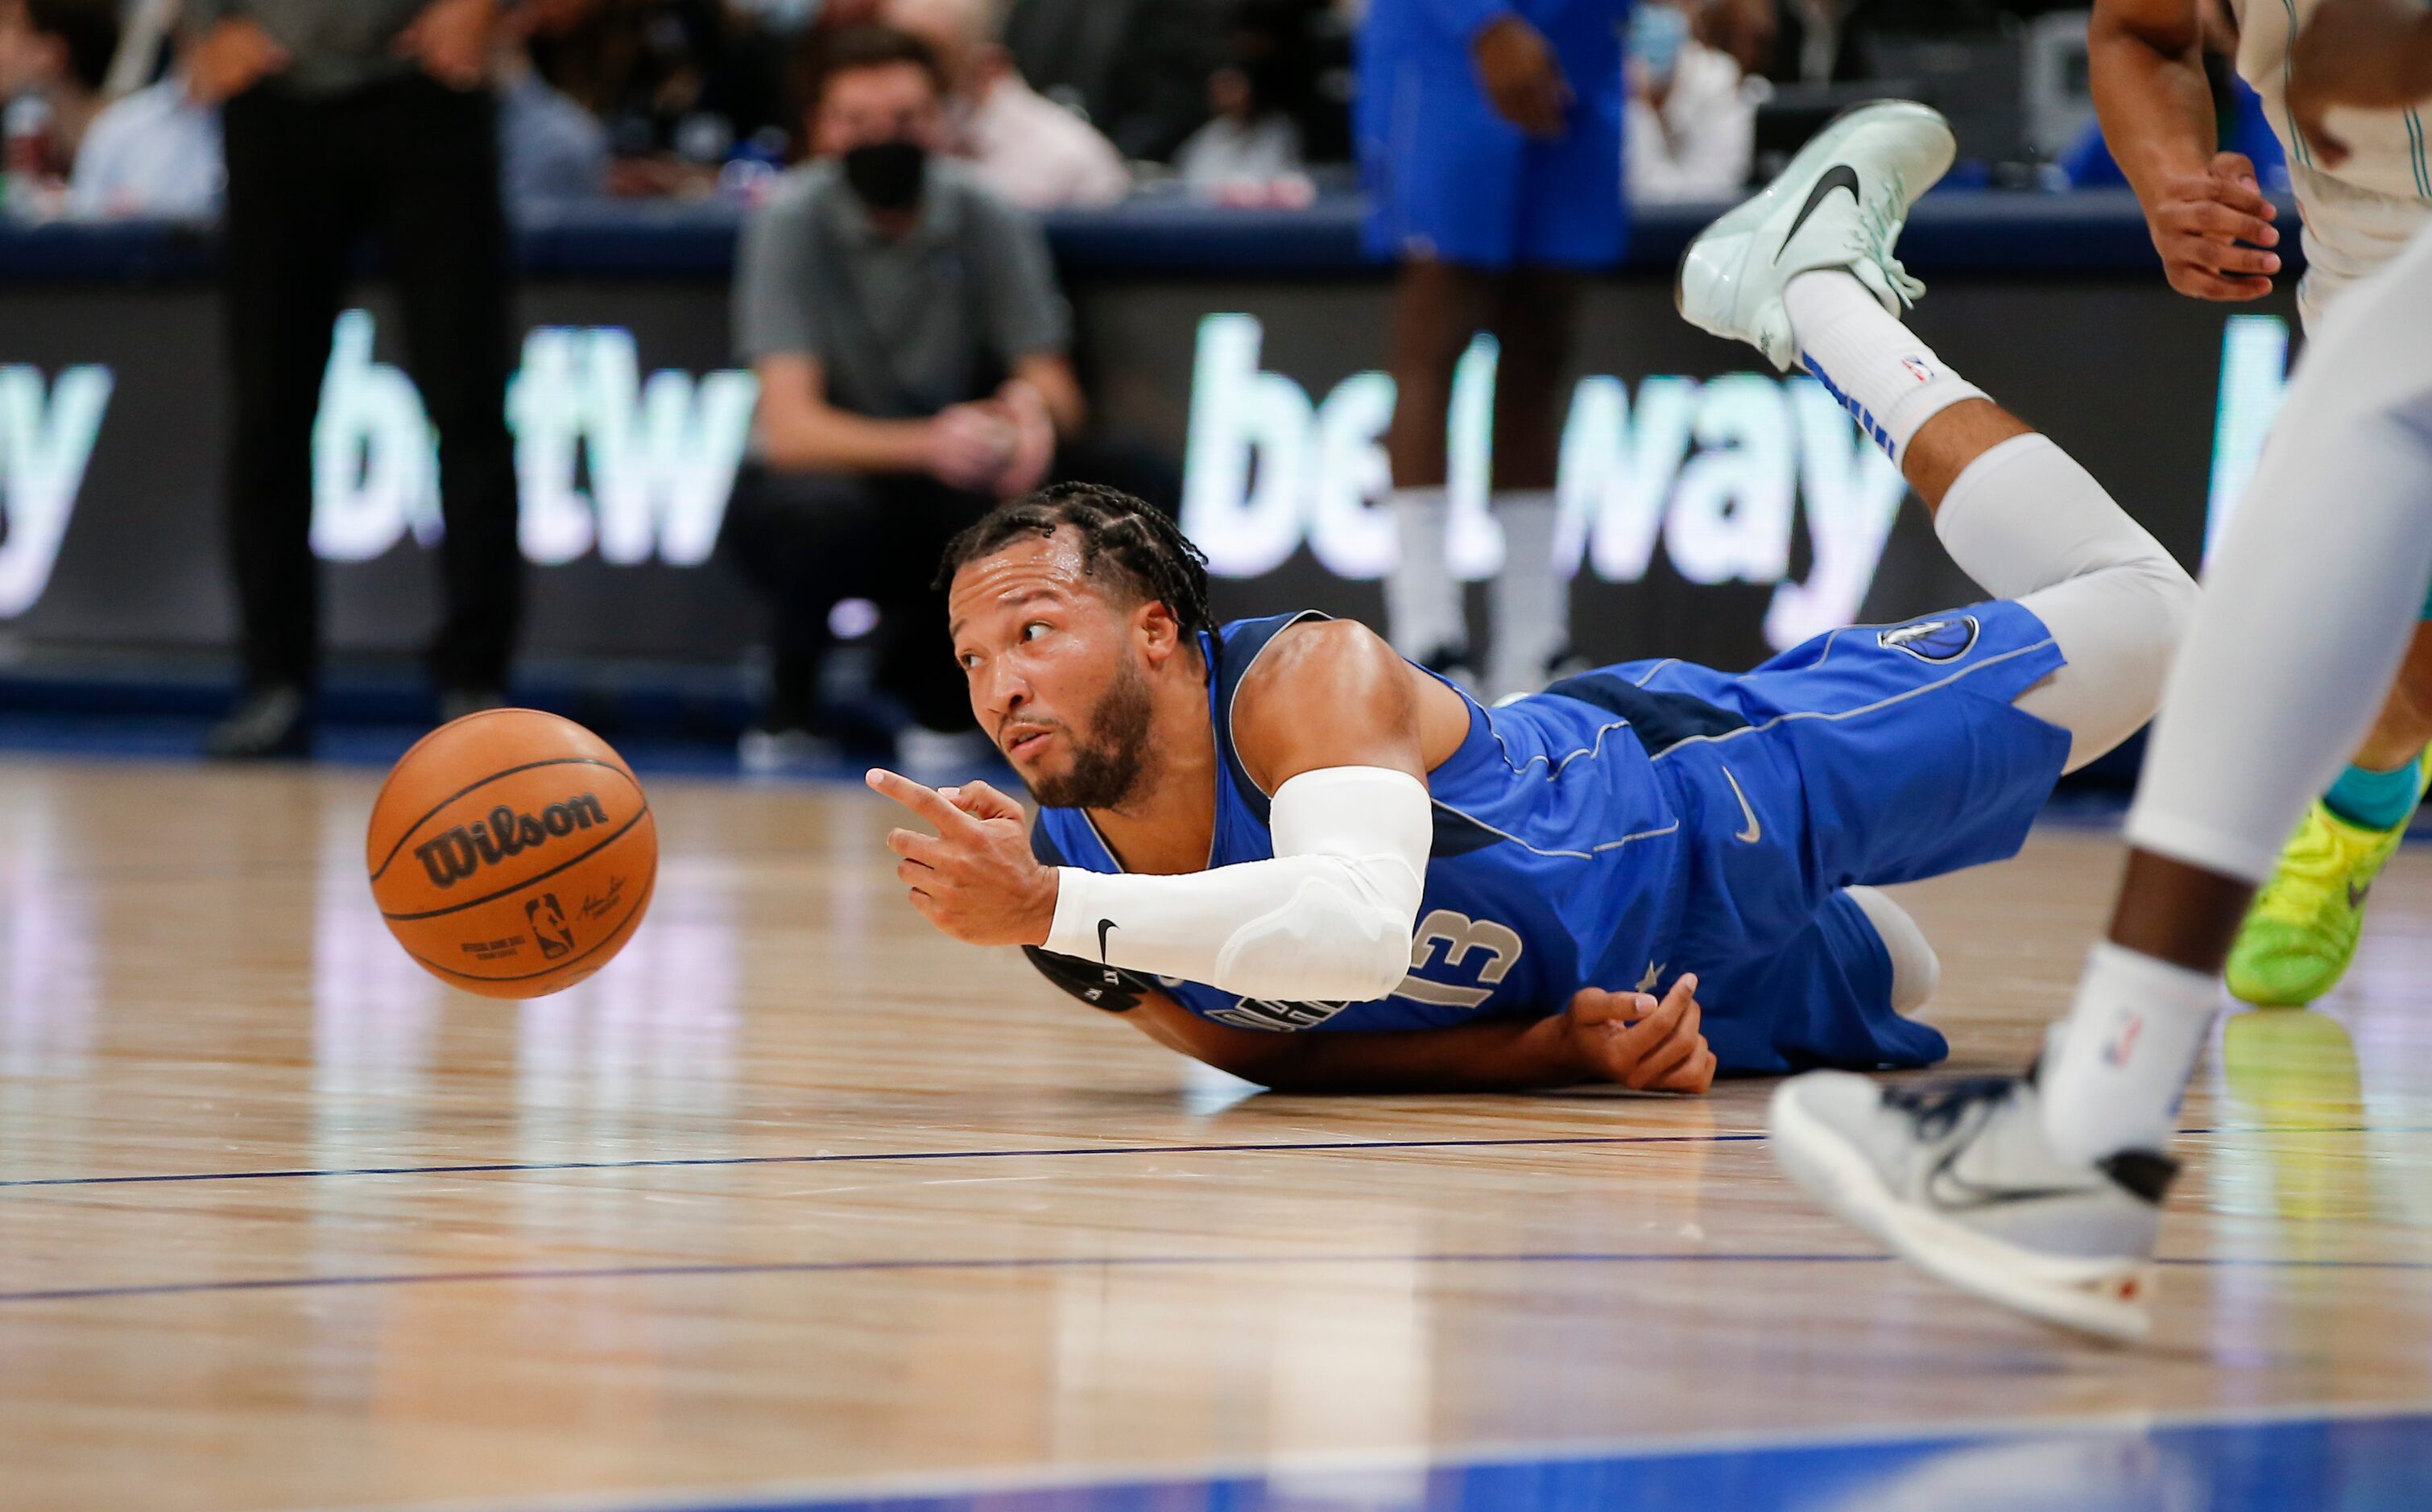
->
<box><xmin>526</xmin><ymin>894</ymin><xmax>575</xmax><ymax>959</ymax></box>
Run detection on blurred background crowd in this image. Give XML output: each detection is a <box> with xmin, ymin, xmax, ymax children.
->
<box><xmin>0</xmin><ymin>0</ymin><xmax>2285</xmax><ymax>224</ymax></box>
<box><xmin>0</xmin><ymin>0</ymin><xmax>2291</xmax><ymax>777</ymax></box>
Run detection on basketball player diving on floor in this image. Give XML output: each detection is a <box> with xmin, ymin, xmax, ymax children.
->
<box><xmin>871</xmin><ymin>101</ymin><xmax>2197</xmax><ymax>1102</ymax></box>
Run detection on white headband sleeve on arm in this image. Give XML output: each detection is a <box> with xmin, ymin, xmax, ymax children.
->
<box><xmin>1040</xmin><ymin>765</ymin><xmax>1432</xmax><ymax>1004</ymax></box>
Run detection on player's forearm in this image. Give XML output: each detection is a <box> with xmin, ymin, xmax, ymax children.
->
<box><xmin>757</xmin><ymin>404</ymin><xmax>931</xmax><ymax>475</ymax></box>
<box><xmin>2088</xmin><ymin>16</ymin><xmax>2217</xmax><ymax>207</ymax></box>
<box><xmin>1239</xmin><ymin>1014</ymin><xmax>1586</xmax><ymax>1094</ymax></box>
<box><xmin>1042</xmin><ymin>767</ymin><xmax>1431</xmax><ymax>1003</ymax></box>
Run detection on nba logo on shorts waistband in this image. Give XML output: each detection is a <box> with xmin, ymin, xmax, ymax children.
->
<box><xmin>1878</xmin><ymin>616</ymin><xmax>1979</xmax><ymax>663</ymax></box>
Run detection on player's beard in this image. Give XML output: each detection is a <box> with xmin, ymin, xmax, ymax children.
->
<box><xmin>1028</xmin><ymin>658</ymin><xmax>1156</xmax><ymax>812</ymax></box>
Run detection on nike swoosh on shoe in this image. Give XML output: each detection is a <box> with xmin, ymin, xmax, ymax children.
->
<box><xmin>1776</xmin><ymin>163</ymin><xmax>1861</xmax><ymax>262</ymax></box>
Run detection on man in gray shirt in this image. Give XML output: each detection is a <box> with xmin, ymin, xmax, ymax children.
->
<box><xmin>186</xmin><ymin>0</ymin><xmax>520</xmax><ymax>757</ymax></box>
<box><xmin>723</xmin><ymin>23</ymin><xmax>1161</xmax><ymax>775</ymax></box>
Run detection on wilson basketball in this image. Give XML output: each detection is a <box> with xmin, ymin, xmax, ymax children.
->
<box><xmin>366</xmin><ymin>709</ymin><xmax>657</xmax><ymax>998</ymax></box>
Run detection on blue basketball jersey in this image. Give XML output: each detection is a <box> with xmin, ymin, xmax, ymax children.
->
<box><xmin>1030</xmin><ymin>611</ymin><xmax>1685</xmax><ymax>1035</ymax></box>
<box><xmin>1022</xmin><ymin>601</ymin><xmax>2077</xmax><ymax>1076</ymax></box>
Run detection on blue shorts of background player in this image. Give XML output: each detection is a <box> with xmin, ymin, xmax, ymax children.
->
<box><xmin>1356</xmin><ymin>0</ymin><xmax>1630</xmax><ymax>270</ymax></box>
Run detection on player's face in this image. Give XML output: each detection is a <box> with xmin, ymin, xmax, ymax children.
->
<box><xmin>947</xmin><ymin>535</ymin><xmax>1157</xmax><ymax>810</ymax></box>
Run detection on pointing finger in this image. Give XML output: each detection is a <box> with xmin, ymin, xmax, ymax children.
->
<box><xmin>867</xmin><ymin>767</ymin><xmax>978</xmax><ymax>834</ymax></box>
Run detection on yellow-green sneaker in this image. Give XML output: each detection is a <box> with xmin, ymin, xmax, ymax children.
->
<box><xmin>2226</xmin><ymin>775</ymin><xmax>2427</xmax><ymax>1006</ymax></box>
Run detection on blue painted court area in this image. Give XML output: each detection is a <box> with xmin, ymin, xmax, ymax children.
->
<box><xmin>652</xmin><ymin>1408</ymin><xmax>2432</xmax><ymax>1512</ymax></box>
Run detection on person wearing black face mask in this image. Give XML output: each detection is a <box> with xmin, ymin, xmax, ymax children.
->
<box><xmin>842</xmin><ymin>135</ymin><xmax>928</xmax><ymax>209</ymax></box>
<box><xmin>720</xmin><ymin>23</ymin><xmax>1174</xmax><ymax>781</ymax></box>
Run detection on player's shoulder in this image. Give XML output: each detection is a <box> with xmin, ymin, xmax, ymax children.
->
<box><xmin>1226</xmin><ymin>613</ymin><xmax>1413</xmax><ymax>754</ymax></box>
<box><xmin>1222</xmin><ymin>612</ymin><xmax>1396</xmax><ymax>692</ymax></box>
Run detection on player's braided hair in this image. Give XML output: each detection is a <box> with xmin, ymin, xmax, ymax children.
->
<box><xmin>937</xmin><ymin>483</ymin><xmax>1215</xmax><ymax>645</ymax></box>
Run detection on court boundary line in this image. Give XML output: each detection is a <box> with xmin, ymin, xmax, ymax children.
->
<box><xmin>0</xmin><ymin>1120</ymin><xmax>2389</xmax><ymax>1192</ymax></box>
<box><xmin>308</xmin><ymin>1396</ymin><xmax>2432</xmax><ymax>1512</ymax></box>
<box><xmin>9</xmin><ymin>1246</ymin><xmax>2432</xmax><ymax>1308</ymax></box>
<box><xmin>0</xmin><ymin>1131</ymin><xmax>1767</xmax><ymax>1190</ymax></box>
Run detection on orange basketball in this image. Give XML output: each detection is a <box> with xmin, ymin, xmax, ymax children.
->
<box><xmin>366</xmin><ymin>709</ymin><xmax>657</xmax><ymax>998</ymax></box>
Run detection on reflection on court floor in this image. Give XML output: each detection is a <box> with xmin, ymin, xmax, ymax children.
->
<box><xmin>2</xmin><ymin>759</ymin><xmax>2430</xmax><ymax>1512</ymax></box>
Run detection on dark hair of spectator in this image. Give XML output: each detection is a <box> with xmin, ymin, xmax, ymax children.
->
<box><xmin>937</xmin><ymin>483</ymin><xmax>1215</xmax><ymax>648</ymax></box>
<box><xmin>800</xmin><ymin>23</ymin><xmax>948</xmax><ymax>124</ymax></box>
<box><xmin>24</xmin><ymin>0</ymin><xmax>118</xmax><ymax>93</ymax></box>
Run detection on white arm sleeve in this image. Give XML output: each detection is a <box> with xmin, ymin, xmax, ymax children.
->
<box><xmin>1041</xmin><ymin>766</ymin><xmax>1431</xmax><ymax>1003</ymax></box>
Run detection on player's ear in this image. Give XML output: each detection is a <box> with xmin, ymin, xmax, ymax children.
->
<box><xmin>1135</xmin><ymin>597</ymin><xmax>1181</xmax><ymax>665</ymax></box>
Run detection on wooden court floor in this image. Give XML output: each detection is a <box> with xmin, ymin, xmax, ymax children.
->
<box><xmin>4</xmin><ymin>757</ymin><xmax>2431</xmax><ymax>1511</ymax></box>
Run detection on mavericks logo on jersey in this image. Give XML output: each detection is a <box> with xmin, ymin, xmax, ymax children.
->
<box><xmin>1877</xmin><ymin>616</ymin><xmax>1979</xmax><ymax>663</ymax></box>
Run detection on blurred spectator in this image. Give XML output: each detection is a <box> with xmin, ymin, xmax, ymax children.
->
<box><xmin>1173</xmin><ymin>5</ymin><xmax>1307</xmax><ymax>192</ymax></box>
<box><xmin>0</xmin><ymin>0</ymin><xmax>117</xmax><ymax>198</ymax></box>
<box><xmin>722</xmin><ymin>24</ymin><xmax>1143</xmax><ymax>774</ymax></box>
<box><xmin>1175</xmin><ymin>60</ymin><xmax>1303</xmax><ymax>187</ymax></box>
<box><xmin>68</xmin><ymin>2</ymin><xmax>608</xmax><ymax>221</ymax></box>
<box><xmin>190</xmin><ymin>0</ymin><xmax>522</xmax><ymax>758</ymax></box>
<box><xmin>883</xmin><ymin>0</ymin><xmax>1128</xmax><ymax>209</ymax></box>
<box><xmin>1003</xmin><ymin>0</ymin><xmax>1222</xmax><ymax>163</ymax></box>
<box><xmin>531</xmin><ymin>0</ymin><xmax>790</xmax><ymax>197</ymax></box>
<box><xmin>494</xmin><ymin>2</ymin><xmax>611</xmax><ymax>206</ymax></box>
<box><xmin>1768</xmin><ymin>0</ymin><xmax>2002</xmax><ymax>85</ymax></box>
<box><xmin>1694</xmin><ymin>0</ymin><xmax>1777</xmax><ymax>81</ymax></box>
<box><xmin>1626</xmin><ymin>0</ymin><xmax>1757</xmax><ymax>201</ymax></box>
<box><xmin>68</xmin><ymin>44</ymin><xmax>222</xmax><ymax>219</ymax></box>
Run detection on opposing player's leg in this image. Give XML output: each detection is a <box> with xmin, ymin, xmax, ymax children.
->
<box><xmin>1771</xmin><ymin>221</ymin><xmax>2432</xmax><ymax>1343</ymax></box>
<box><xmin>2227</xmin><ymin>623</ymin><xmax>2432</xmax><ymax>1006</ymax></box>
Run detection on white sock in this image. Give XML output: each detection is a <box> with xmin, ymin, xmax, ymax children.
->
<box><xmin>1384</xmin><ymin>489</ymin><xmax>1466</xmax><ymax>661</ymax></box>
<box><xmin>2038</xmin><ymin>941</ymin><xmax>2221</xmax><ymax>1164</ymax></box>
<box><xmin>1486</xmin><ymin>491</ymin><xmax>1566</xmax><ymax>699</ymax></box>
<box><xmin>1784</xmin><ymin>270</ymin><xmax>1986</xmax><ymax>464</ymax></box>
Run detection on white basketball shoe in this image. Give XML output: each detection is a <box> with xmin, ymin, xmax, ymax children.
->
<box><xmin>1768</xmin><ymin>1070</ymin><xmax>2178</xmax><ymax>1343</ymax></box>
<box><xmin>1676</xmin><ymin>100</ymin><xmax>1956</xmax><ymax>371</ymax></box>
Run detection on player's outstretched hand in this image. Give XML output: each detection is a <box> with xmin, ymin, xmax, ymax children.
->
<box><xmin>1559</xmin><ymin>975</ymin><xmax>1716</xmax><ymax>1094</ymax></box>
<box><xmin>868</xmin><ymin>769</ymin><xmax>1058</xmax><ymax>947</ymax></box>
<box><xmin>2145</xmin><ymin>152</ymin><xmax>2280</xmax><ymax>301</ymax></box>
<box><xmin>2288</xmin><ymin>0</ymin><xmax>2432</xmax><ymax>169</ymax></box>
<box><xmin>1470</xmin><ymin>15</ymin><xmax>1572</xmax><ymax>138</ymax></box>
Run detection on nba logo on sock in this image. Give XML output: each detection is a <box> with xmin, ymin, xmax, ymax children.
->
<box><xmin>2104</xmin><ymin>1011</ymin><xmax>2145</xmax><ymax>1068</ymax></box>
<box><xmin>1901</xmin><ymin>355</ymin><xmax>1936</xmax><ymax>385</ymax></box>
<box><xmin>1877</xmin><ymin>616</ymin><xmax>1979</xmax><ymax>663</ymax></box>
